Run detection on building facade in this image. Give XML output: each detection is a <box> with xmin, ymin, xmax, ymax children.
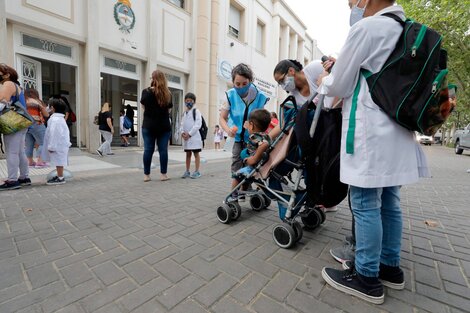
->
<box><xmin>0</xmin><ymin>0</ymin><xmax>322</xmax><ymax>150</ymax></box>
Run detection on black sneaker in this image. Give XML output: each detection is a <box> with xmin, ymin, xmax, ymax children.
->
<box><xmin>46</xmin><ymin>176</ymin><xmax>66</xmax><ymax>186</ymax></box>
<box><xmin>18</xmin><ymin>178</ymin><xmax>32</xmax><ymax>186</ymax></box>
<box><xmin>0</xmin><ymin>180</ymin><xmax>21</xmax><ymax>191</ymax></box>
<box><xmin>342</xmin><ymin>261</ymin><xmax>405</xmax><ymax>290</ymax></box>
<box><xmin>379</xmin><ymin>263</ymin><xmax>405</xmax><ymax>290</ymax></box>
<box><xmin>322</xmin><ymin>267</ymin><xmax>384</xmax><ymax>304</ymax></box>
<box><xmin>96</xmin><ymin>149</ymin><xmax>103</xmax><ymax>157</ymax></box>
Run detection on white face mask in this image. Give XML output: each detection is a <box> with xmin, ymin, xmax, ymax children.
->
<box><xmin>280</xmin><ymin>76</ymin><xmax>296</xmax><ymax>93</ymax></box>
<box><xmin>350</xmin><ymin>0</ymin><xmax>368</xmax><ymax>26</ymax></box>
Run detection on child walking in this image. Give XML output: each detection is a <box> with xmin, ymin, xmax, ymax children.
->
<box><xmin>180</xmin><ymin>92</ymin><xmax>203</xmax><ymax>179</ymax></box>
<box><xmin>213</xmin><ymin>125</ymin><xmax>224</xmax><ymax>150</ymax></box>
<box><xmin>41</xmin><ymin>98</ymin><xmax>71</xmax><ymax>185</ymax></box>
<box><xmin>119</xmin><ymin>109</ymin><xmax>130</xmax><ymax>147</ymax></box>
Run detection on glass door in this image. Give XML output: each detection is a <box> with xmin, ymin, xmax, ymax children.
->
<box><xmin>170</xmin><ymin>87</ymin><xmax>183</xmax><ymax>145</ymax></box>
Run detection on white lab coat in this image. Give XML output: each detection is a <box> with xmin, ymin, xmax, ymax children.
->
<box><xmin>320</xmin><ymin>5</ymin><xmax>430</xmax><ymax>188</ymax></box>
<box><xmin>180</xmin><ymin>108</ymin><xmax>203</xmax><ymax>150</ymax></box>
<box><xmin>41</xmin><ymin>113</ymin><xmax>71</xmax><ymax>166</ymax></box>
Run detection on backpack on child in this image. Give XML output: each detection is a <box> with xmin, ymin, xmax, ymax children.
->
<box><xmin>192</xmin><ymin>109</ymin><xmax>208</xmax><ymax>144</ymax></box>
<box><xmin>362</xmin><ymin>13</ymin><xmax>452</xmax><ymax>136</ymax></box>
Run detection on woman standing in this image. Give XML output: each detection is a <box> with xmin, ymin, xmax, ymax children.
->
<box><xmin>140</xmin><ymin>70</ymin><xmax>173</xmax><ymax>182</ymax></box>
<box><xmin>0</xmin><ymin>63</ymin><xmax>31</xmax><ymax>190</ymax></box>
<box><xmin>96</xmin><ymin>102</ymin><xmax>114</xmax><ymax>156</ymax></box>
<box><xmin>219</xmin><ymin>63</ymin><xmax>269</xmax><ymax>200</ymax></box>
<box><xmin>25</xmin><ymin>88</ymin><xmax>49</xmax><ymax>167</ymax></box>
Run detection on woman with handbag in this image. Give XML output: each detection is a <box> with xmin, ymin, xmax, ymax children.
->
<box><xmin>0</xmin><ymin>63</ymin><xmax>31</xmax><ymax>190</ymax></box>
<box><xmin>25</xmin><ymin>88</ymin><xmax>49</xmax><ymax>168</ymax></box>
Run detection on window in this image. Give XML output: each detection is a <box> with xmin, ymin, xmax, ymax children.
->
<box><xmin>168</xmin><ymin>0</ymin><xmax>184</xmax><ymax>9</ymax></box>
<box><xmin>256</xmin><ymin>20</ymin><xmax>265</xmax><ymax>53</ymax></box>
<box><xmin>229</xmin><ymin>4</ymin><xmax>241</xmax><ymax>39</ymax></box>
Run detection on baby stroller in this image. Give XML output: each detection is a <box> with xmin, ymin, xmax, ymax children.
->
<box><xmin>216</xmin><ymin>96</ymin><xmax>329</xmax><ymax>239</ymax></box>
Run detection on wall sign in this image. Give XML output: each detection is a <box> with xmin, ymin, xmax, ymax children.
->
<box><xmin>114</xmin><ymin>0</ymin><xmax>135</xmax><ymax>34</ymax></box>
<box><xmin>218</xmin><ymin>59</ymin><xmax>233</xmax><ymax>81</ymax></box>
<box><xmin>253</xmin><ymin>77</ymin><xmax>277</xmax><ymax>98</ymax></box>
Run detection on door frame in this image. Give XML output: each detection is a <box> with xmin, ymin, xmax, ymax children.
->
<box><xmin>16</xmin><ymin>55</ymin><xmax>43</xmax><ymax>98</ymax></box>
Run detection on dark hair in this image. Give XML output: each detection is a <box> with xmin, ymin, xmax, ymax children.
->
<box><xmin>271</xmin><ymin>112</ymin><xmax>278</xmax><ymax>119</ymax></box>
<box><xmin>49</xmin><ymin>98</ymin><xmax>67</xmax><ymax>114</ymax></box>
<box><xmin>0</xmin><ymin>63</ymin><xmax>20</xmax><ymax>85</ymax></box>
<box><xmin>249</xmin><ymin>109</ymin><xmax>271</xmax><ymax>132</ymax></box>
<box><xmin>184</xmin><ymin>92</ymin><xmax>196</xmax><ymax>102</ymax></box>
<box><xmin>120</xmin><ymin>109</ymin><xmax>125</xmax><ymax>115</ymax></box>
<box><xmin>215</xmin><ymin>125</ymin><xmax>219</xmax><ymax>128</ymax></box>
<box><xmin>24</xmin><ymin>88</ymin><xmax>41</xmax><ymax>101</ymax></box>
<box><xmin>231</xmin><ymin>63</ymin><xmax>253</xmax><ymax>82</ymax></box>
<box><xmin>273</xmin><ymin>59</ymin><xmax>303</xmax><ymax>76</ymax></box>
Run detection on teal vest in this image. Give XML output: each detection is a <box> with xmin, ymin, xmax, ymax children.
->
<box><xmin>226</xmin><ymin>84</ymin><xmax>269</xmax><ymax>142</ymax></box>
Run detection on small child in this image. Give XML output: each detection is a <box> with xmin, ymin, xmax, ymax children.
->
<box><xmin>41</xmin><ymin>98</ymin><xmax>72</xmax><ymax>185</ymax></box>
<box><xmin>213</xmin><ymin>125</ymin><xmax>224</xmax><ymax>150</ymax></box>
<box><xmin>236</xmin><ymin>109</ymin><xmax>272</xmax><ymax>177</ymax></box>
<box><xmin>119</xmin><ymin>109</ymin><xmax>130</xmax><ymax>147</ymax></box>
<box><xmin>180</xmin><ymin>92</ymin><xmax>203</xmax><ymax>179</ymax></box>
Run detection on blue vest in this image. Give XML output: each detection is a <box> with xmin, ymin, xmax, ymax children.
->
<box><xmin>226</xmin><ymin>84</ymin><xmax>269</xmax><ymax>142</ymax></box>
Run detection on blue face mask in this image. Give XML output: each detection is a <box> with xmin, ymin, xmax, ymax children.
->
<box><xmin>235</xmin><ymin>83</ymin><xmax>251</xmax><ymax>97</ymax></box>
<box><xmin>350</xmin><ymin>0</ymin><xmax>367</xmax><ymax>26</ymax></box>
<box><xmin>185</xmin><ymin>101</ymin><xmax>194</xmax><ymax>109</ymax></box>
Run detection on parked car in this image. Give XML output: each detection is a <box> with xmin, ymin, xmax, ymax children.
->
<box><xmin>416</xmin><ymin>133</ymin><xmax>434</xmax><ymax>146</ymax></box>
<box><xmin>454</xmin><ymin>123</ymin><xmax>470</xmax><ymax>154</ymax></box>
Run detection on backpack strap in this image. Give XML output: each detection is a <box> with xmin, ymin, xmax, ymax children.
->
<box><xmin>382</xmin><ymin>12</ymin><xmax>406</xmax><ymax>26</ymax></box>
<box><xmin>192</xmin><ymin>108</ymin><xmax>196</xmax><ymax>121</ymax></box>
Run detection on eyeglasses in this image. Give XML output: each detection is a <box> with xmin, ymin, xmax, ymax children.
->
<box><xmin>276</xmin><ymin>73</ymin><xmax>288</xmax><ymax>86</ymax></box>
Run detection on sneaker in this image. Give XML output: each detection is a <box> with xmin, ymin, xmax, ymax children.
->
<box><xmin>322</xmin><ymin>267</ymin><xmax>384</xmax><ymax>304</ymax></box>
<box><xmin>106</xmin><ymin>152</ymin><xmax>115</xmax><ymax>156</ymax></box>
<box><xmin>0</xmin><ymin>180</ymin><xmax>21</xmax><ymax>191</ymax></box>
<box><xmin>96</xmin><ymin>149</ymin><xmax>103</xmax><ymax>157</ymax></box>
<box><xmin>343</xmin><ymin>261</ymin><xmax>405</xmax><ymax>290</ymax></box>
<box><xmin>379</xmin><ymin>263</ymin><xmax>405</xmax><ymax>290</ymax></box>
<box><xmin>46</xmin><ymin>176</ymin><xmax>65</xmax><ymax>185</ymax></box>
<box><xmin>181</xmin><ymin>171</ymin><xmax>191</xmax><ymax>179</ymax></box>
<box><xmin>345</xmin><ymin>235</ymin><xmax>355</xmax><ymax>246</ymax></box>
<box><xmin>330</xmin><ymin>241</ymin><xmax>355</xmax><ymax>264</ymax></box>
<box><xmin>190</xmin><ymin>171</ymin><xmax>201</xmax><ymax>179</ymax></box>
<box><xmin>323</xmin><ymin>206</ymin><xmax>338</xmax><ymax>212</ymax></box>
<box><xmin>18</xmin><ymin>178</ymin><xmax>32</xmax><ymax>186</ymax></box>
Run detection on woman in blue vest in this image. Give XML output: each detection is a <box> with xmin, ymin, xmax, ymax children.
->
<box><xmin>219</xmin><ymin>63</ymin><xmax>269</xmax><ymax>200</ymax></box>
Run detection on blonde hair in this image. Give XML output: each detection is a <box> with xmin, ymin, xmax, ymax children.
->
<box><xmin>101</xmin><ymin>102</ymin><xmax>110</xmax><ymax>112</ymax></box>
<box><xmin>150</xmin><ymin>70</ymin><xmax>171</xmax><ymax>107</ymax></box>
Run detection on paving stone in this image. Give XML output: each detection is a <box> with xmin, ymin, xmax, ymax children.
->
<box><xmin>320</xmin><ymin>287</ymin><xmax>384</xmax><ymax>313</ymax></box>
<box><xmin>414</xmin><ymin>263</ymin><xmax>441</xmax><ymax>287</ymax></box>
<box><xmin>212</xmin><ymin>297</ymin><xmax>252</xmax><ymax>313</ymax></box>
<box><xmin>142</xmin><ymin>234</ymin><xmax>170</xmax><ymax>250</ymax></box>
<box><xmin>263</xmin><ymin>270</ymin><xmax>300</xmax><ymax>302</ymax></box>
<box><xmin>416</xmin><ymin>282</ymin><xmax>470</xmax><ymax>312</ymax></box>
<box><xmin>213</xmin><ymin>255</ymin><xmax>251</xmax><ymax>280</ymax></box>
<box><xmin>27</xmin><ymin>263</ymin><xmax>60</xmax><ymax>289</ymax></box>
<box><xmin>114</xmin><ymin>245</ymin><xmax>154</xmax><ymax>266</ymax></box>
<box><xmin>85</xmin><ymin>247</ymin><xmax>126</xmax><ymax>267</ymax></box>
<box><xmin>225</xmin><ymin>241</ymin><xmax>258</xmax><ymax>260</ymax></box>
<box><xmin>16</xmin><ymin>238</ymin><xmax>42</xmax><ymax>254</ymax></box>
<box><xmin>443</xmin><ymin>281</ymin><xmax>470</xmax><ymax>300</ymax></box>
<box><xmin>41</xmin><ymin>280</ymin><xmax>101</xmax><ymax>313</ymax></box>
<box><xmin>123</xmin><ymin>260</ymin><xmax>159</xmax><ymax>285</ymax></box>
<box><xmin>230</xmin><ymin>273</ymin><xmax>269</xmax><ymax>305</ymax></box>
<box><xmin>251</xmin><ymin>294</ymin><xmax>296</xmax><ymax>313</ymax></box>
<box><xmin>170</xmin><ymin>299</ymin><xmax>209</xmax><ymax>313</ymax></box>
<box><xmin>388</xmin><ymin>289</ymin><xmax>447</xmax><ymax>313</ymax></box>
<box><xmin>60</xmin><ymin>263</ymin><xmax>94</xmax><ymax>287</ymax></box>
<box><xmin>295</xmin><ymin>270</ymin><xmax>325</xmax><ymax>298</ymax></box>
<box><xmin>182</xmin><ymin>256</ymin><xmax>220</xmax><ymax>281</ymax></box>
<box><xmin>143</xmin><ymin>244</ymin><xmax>180</xmax><ymax>265</ymax></box>
<box><xmin>92</xmin><ymin>261</ymin><xmax>127</xmax><ymax>286</ymax></box>
<box><xmin>80</xmin><ymin>279</ymin><xmax>136</xmax><ymax>313</ymax></box>
<box><xmin>55</xmin><ymin>248</ymin><xmax>101</xmax><ymax>268</ymax></box>
<box><xmin>0</xmin><ymin>262</ymin><xmax>24</xmax><ymax>290</ymax></box>
<box><xmin>156</xmin><ymin>275</ymin><xmax>205</xmax><ymax>310</ymax></box>
<box><xmin>43</xmin><ymin>237</ymin><xmax>69</xmax><ymax>253</ymax></box>
<box><xmin>154</xmin><ymin>258</ymin><xmax>190</xmax><ymax>283</ymax></box>
<box><xmin>267</xmin><ymin>253</ymin><xmax>308</xmax><ymax>277</ymax></box>
<box><xmin>240</xmin><ymin>254</ymin><xmax>279</xmax><ymax>278</ymax></box>
<box><xmin>0</xmin><ymin>282</ymin><xmax>28</xmax><ymax>304</ymax></box>
<box><xmin>286</xmin><ymin>289</ymin><xmax>339</xmax><ymax>313</ymax></box>
<box><xmin>438</xmin><ymin>262</ymin><xmax>468</xmax><ymax>286</ymax></box>
<box><xmin>200</xmin><ymin>244</ymin><xmax>232</xmax><ymax>262</ymax></box>
<box><xmin>171</xmin><ymin>244</ymin><xmax>205</xmax><ymax>264</ymax></box>
<box><xmin>194</xmin><ymin>273</ymin><xmax>237</xmax><ymax>306</ymax></box>
<box><xmin>119</xmin><ymin>276</ymin><xmax>172</xmax><ymax>312</ymax></box>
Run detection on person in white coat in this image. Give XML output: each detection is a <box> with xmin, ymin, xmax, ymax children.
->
<box><xmin>318</xmin><ymin>0</ymin><xmax>430</xmax><ymax>305</ymax></box>
<box><xmin>180</xmin><ymin>92</ymin><xmax>203</xmax><ymax>179</ymax></box>
<box><xmin>41</xmin><ymin>98</ymin><xmax>71</xmax><ymax>185</ymax></box>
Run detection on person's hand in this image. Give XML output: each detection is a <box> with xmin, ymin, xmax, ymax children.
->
<box><xmin>228</xmin><ymin>126</ymin><xmax>238</xmax><ymax>137</ymax></box>
<box><xmin>322</xmin><ymin>57</ymin><xmax>336</xmax><ymax>72</ymax></box>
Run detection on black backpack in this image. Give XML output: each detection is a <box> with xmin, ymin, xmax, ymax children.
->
<box><xmin>295</xmin><ymin>98</ymin><xmax>348</xmax><ymax>208</ymax></box>
<box><xmin>363</xmin><ymin>13</ymin><xmax>452</xmax><ymax>136</ymax></box>
<box><xmin>192</xmin><ymin>109</ymin><xmax>208</xmax><ymax>143</ymax></box>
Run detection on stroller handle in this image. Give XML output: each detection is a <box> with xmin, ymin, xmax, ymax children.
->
<box><xmin>309</xmin><ymin>94</ymin><xmax>325</xmax><ymax>138</ymax></box>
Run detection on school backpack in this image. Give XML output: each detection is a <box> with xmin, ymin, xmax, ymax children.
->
<box><xmin>123</xmin><ymin>116</ymin><xmax>132</xmax><ymax>129</ymax></box>
<box><xmin>362</xmin><ymin>13</ymin><xmax>451</xmax><ymax>136</ymax></box>
<box><xmin>192</xmin><ymin>109</ymin><xmax>208</xmax><ymax>142</ymax></box>
<box><xmin>294</xmin><ymin>97</ymin><xmax>348</xmax><ymax>208</ymax></box>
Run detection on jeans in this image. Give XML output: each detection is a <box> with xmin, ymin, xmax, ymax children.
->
<box><xmin>25</xmin><ymin>123</ymin><xmax>46</xmax><ymax>158</ymax></box>
<box><xmin>350</xmin><ymin>185</ymin><xmax>402</xmax><ymax>278</ymax></box>
<box><xmin>142</xmin><ymin>128</ymin><xmax>171</xmax><ymax>175</ymax></box>
<box><xmin>3</xmin><ymin>129</ymin><xmax>29</xmax><ymax>181</ymax></box>
<box><xmin>98</xmin><ymin>130</ymin><xmax>113</xmax><ymax>154</ymax></box>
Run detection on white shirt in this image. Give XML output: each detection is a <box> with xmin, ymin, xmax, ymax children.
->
<box><xmin>180</xmin><ymin>108</ymin><xmax>203</xmax><ymax>150</ymax></box>
<box><xmin>291</xmin><ymin>60</ymin><xmax>324</xmax><ymax>106</ymax></box>
<box><xmin>320</xmin><ymin>5</ymin><xmax>430</xmax><ymax>188</ymax></box>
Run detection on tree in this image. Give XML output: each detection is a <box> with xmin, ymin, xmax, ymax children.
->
<box><xmin>398</xmin><ymin>0</ymin><xmax>470</xmax><ymax>130</ymax></box>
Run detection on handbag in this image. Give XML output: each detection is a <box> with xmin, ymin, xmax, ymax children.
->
<box><xmin>0</xmin><ymin>86</ymin><xmax>35</xmax><ymax>135</ymax></box>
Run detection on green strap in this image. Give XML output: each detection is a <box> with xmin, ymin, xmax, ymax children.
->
<box><xmin>346</xmin><ymin>70</ymin><xmax>372</xmax><ymax>154</ymax></box>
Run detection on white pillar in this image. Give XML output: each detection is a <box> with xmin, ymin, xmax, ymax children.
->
<box><xmin>280</xmin><ymin>25</ymin><xmax>289</xmax><ymax>60</ymax></box>
<box><xmin>289</xmin><ymin>33</ymin><xmax>298</xmax><ymax>60</ymax></box>
<box><xmin>208</xmin><ymin>0</ymin><xmax>220</xmax><ymax>149</ymax></box>
<box><xmin>272</xmin><ymin>15</ymin><xmax>281</xmax><ymax>63</ymax></box>
<box><xmin>0</xmin><ymin>0</ymin><xmax>7</xmax><ymax>63</ymax></box>
<box><xmin>297</xmin><ymin>39</ymin><xmax>305</xmax><ymax>64</ymax></box>
<box><xmin>85</xmin><ymin>0</ymin><xmax>101</xmax><ymax>152</ymax></box>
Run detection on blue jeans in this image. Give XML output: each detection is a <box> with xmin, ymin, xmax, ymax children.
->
<box><xmin>350</xmin><ymin>185</ymin><xmax>402</xmax><ymax>278</ymax></box>
<box><xmin>142</xmin><ymin>128</ymin><xmax>171</xmax><ymax>175</ymax></box>
<box><xmin>25</xmin><ymin>123</ymin><xmax>46</xmax><ymax>158</ymax></box>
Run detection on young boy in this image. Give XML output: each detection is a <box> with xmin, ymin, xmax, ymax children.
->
<box><xmin>180</xmin><ymin>92</ymin><xmax>203</xmax><ymax>179</ymax></box>
<box><xmin>119</xmin><ymin>109</ymin><xmax>130</xmax><ymax>147</ymax></box>
<box><xmin>41</xmin><ymin>98</ymin><xmax>71</xmax><ymax>185</ymax></box>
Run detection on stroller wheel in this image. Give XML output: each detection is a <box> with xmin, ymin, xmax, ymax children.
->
<box><xmin>272</xmin><ymin>223</ymin><xmax>296</xmax><ymax>249</ymax></box>
<box><xmin>262</xmin><ymin>194</ymin><xmax>272</xmax><ymax>208</ymax></box>
<box><xmin>317</xmin><ymin>207</ymin><xmax>326</xmax><ymax>224</ymax></box>
<box><xmin>228</xmin><ymin>202</ymin><xmax>242</xmax><ymax>220</ymax></box>
<box><xmin>217</xmin><ymin>204</ymin><xmax>233</xmax><ymax>224</ymax></box>
<box><xmin>292</xmin><ymin>220</ymin><xmax>303</xmax><ymax>243</ymax></box>
<box><xmin>301</xmin><ymin>208</ymin><xmax>322</xmax><ymax>230</ymax></box>
<box><xmin>250</xmin><ymin>194</ymin><xmax>266</xmax><ymax>211</ymax></box>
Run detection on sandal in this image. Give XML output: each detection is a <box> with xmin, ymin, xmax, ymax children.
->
<box><xmin>160</xmin><ymin>174</ymin><xmax>170</xmax><ymax>181</ymax></box>
<box><xmin>144</xmin><ymin>175</ymin><xmax>151</xmax><ymax>182</ymax></box>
